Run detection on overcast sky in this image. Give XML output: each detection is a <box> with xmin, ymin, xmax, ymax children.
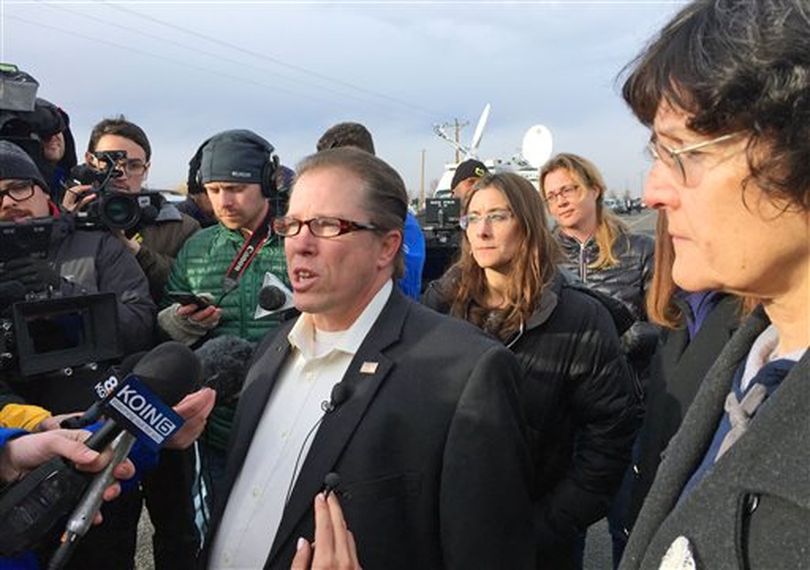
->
<box><xmin>2</xmin><ymin>0</ymin><xmax>683</xmax><ymax>197</ymax></box>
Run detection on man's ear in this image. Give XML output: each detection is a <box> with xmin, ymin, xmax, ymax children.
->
<box><xmin>377</xmin><ymin>229</ymin><xmax>403</xmax><ymax>269</ymax></box>
<box><xmin>84</xmin><ymin>150</ymin><xmax>94</xmax><ymax>165</ymax></box>
<box><xmin>143</xmin><ymin>162</ymin><xmax>151</xmax><ymax>182</ymax></box>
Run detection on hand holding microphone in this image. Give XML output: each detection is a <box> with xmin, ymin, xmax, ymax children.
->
<box><xmin>290</xmin><ymin>491</ymin><xmax>361</xmax><ymax>570</ymax></box>
<box><xmin>0</xmin><ymin>429</ymin><xmax>135</xmax><ymax>492</ymax></box>
<box><xmin>0</xmin><ymin>341</ymin><xmax>205</xmax><ymax>562</ymax></box>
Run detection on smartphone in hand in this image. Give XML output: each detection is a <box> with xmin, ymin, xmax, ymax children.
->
<box><xmin>166</xmin><ymin>291</ymin><xmax>212</xmax><ymax>309</ymax></box>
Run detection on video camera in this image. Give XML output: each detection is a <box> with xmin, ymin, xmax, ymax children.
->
<box><xmin>0</xmin><ymin>220</ymin><xmax>122</xmax><ymax>377</ymax></box>
<box><xmin>0</xmin><ymin>292</ymin><xmax>122</xmax><ymax>377</ymax></box>
<box><xmin>69</xmin><ymin>150</ymin><xmax>164</xmax><ymax>232</ymax></box>
<box><xmin>0</xmin><ymin>63</ymin><xmax>51</xmax><ymax>179</ymax></box>
<box><xmin>419</xmin><ymin>197</ymin><xmax>462</xmax><ymax>290</ymax></box>
<box><xmin>424</xmin><ymin>197</ymin><xmax>461</xmax><ymax>230</ymax></box>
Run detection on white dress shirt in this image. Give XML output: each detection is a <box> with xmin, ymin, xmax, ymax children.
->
<box><xmin>209</xmin><ymin>281</ymin><xmax>393</xmax><ymax>569</ymax></box>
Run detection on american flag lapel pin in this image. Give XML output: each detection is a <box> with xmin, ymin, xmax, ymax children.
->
<box><xmin>360</xmin><ymin>361</ymin><xmax>379</xmax><ymax>374</ymax></box>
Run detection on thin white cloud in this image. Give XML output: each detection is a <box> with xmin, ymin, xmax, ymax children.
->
<box><xmin>2</xmin><ymin>0</ymin><xmax>681</xmax><ymax>195</ymax></box>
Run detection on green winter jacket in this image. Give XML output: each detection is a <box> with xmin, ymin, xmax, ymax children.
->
<box><xmin>162</xmin><ymin>223</ymin><xmax>289</xmax><ymax>450</ymax></box>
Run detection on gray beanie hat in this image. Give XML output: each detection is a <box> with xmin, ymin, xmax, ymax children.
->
<box><xmin>199</xmin><ymin>129</ymin><xmax>275</xmax><ymax>185</ymax></box>
<box><xmin>0</xmin><ymin>140</ymin><xmax>49</xmax><ymax>191</ymax></box>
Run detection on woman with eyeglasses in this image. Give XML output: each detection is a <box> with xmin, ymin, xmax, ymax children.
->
<box><xmin>539</xmin><ymin>153</ymin><xmax>656</xmax><ymax>567</ymax></box>
<box><xmin>618</xmin><ymin>0</ymin><xmax>809</xmax><ymax>568</ymax></box>
<box><xmin>540</xmin><ymin>154</ymin><xmax>657</xmax><ymax>378</ymax></box>
<box><xmin>423</xmin><ymin>172</ymin><xmax>640</xmax><ymax>570</ymax></box>
<box><xmin>624</xmin><ymin>212</ymin><xmax>753</xmax><ymax>533</ymax></box>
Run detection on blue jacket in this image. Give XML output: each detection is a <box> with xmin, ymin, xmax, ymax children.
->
<box><xmin>398</xmin><ymin>212</ymin><xmax>426</xmax><ymax>299</ymax></box>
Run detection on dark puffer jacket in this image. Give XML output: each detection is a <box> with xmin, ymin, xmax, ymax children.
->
<box><xmin>423</xmin><ymin>270</ymin><xmax>641</xmax><ymax>568</ymax></box>
<box><xmin>555</xmin><ymin>228</ymin><xmax>657</xmax><ymax>372</ymax></box>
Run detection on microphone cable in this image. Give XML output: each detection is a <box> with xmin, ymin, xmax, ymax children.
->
<box><xmin>283</xmin><ymin>382</ymin><xmax>351</xmax><ymax>506</ymax></box>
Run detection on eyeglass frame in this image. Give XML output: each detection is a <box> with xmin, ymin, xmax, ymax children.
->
<box><xmin>543</xmin><ymin>183</ymin><xmax>582</xmax><ymax>205</ymax></box>
<box><xmin>0</xmin><ymin>180</ymin><xmax>36</xmax><ymax>206</ymax></box>
<box><xmin>647</xmin><ymin>132</ymin><xmax>743</xmax><ymax>185</ymax></box>
<box><xmin>459</xmin><ymin>209</ymin><xmax>514</xmax><ymax>230</ymax></box>
<box><xmin>272</xmin><ymin>216</ymin><xmax>379</xmax><ymax>239</ymax></box>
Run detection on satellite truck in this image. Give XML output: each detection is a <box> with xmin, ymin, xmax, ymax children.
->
<box><xmin>420</xmin><ymin>104</ymin><xmax>554</xmax><ymax>287</ymax></box>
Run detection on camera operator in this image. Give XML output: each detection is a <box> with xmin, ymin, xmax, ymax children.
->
<box><xmin>0</xmin><ymin>139</ymin><xmax>154</xmax><ymax>408</ymax></box>
<box><xmin>63</xmin><ymin>117</ymin><xmax>200</xmax><ymax>300</ymax></box>
<box><xmin>24</xmin><ymin>98</ymin><xmax>78</xmax><ymax>203</ymax></box>
<box><xmin>0</xmin><ymin>140</ymin><xmax>156</xmax><ymax>569</ymax></box>
<box><xmin>62</xmin><ymin>119</ymin><xmax>204</xmax><ymax>569</ymax></box>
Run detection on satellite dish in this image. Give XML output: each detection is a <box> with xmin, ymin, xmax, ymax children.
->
<box><xmin>467</xmin><ymin>103</ymin><xmax>491</xmax><ymax>158</ymax></box>
<box><xmin>521</xmin><ymin>124</ymin><xmax>553</xmax><ymax>168</ymax></box>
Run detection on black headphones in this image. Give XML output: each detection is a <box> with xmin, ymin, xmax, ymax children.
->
<box><xmin>187</xmin><ymin>130</ymin><xmax>281</xmax><ymax>199</ymax></box>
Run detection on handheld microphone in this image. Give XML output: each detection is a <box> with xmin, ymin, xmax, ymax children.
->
<box><xmin>258</xmin><ymin>285</ymin><xmax>287</xmax><ymax>312</ymax></box>
<box><xmin>195</xmin><ymin>335</ymin><xmax>255</xmax><ymax>404</ymax></box>
<box><xmin>60</xmin><ymin>351</ymin><xmax>147</xmax><ymax>430</ymax></box>
<box><xmin>84</xmin><ymin>341</ymin><xmax>200</xmax><ymax>451</ymax></box>
<box><xmin>0</xmin><ymin>342</ymin><xmax>201</xmax><ymax>559</ymax></box>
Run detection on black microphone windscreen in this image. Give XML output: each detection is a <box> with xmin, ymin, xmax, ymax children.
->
<box><xmin>132</xmin><ymin>341</ymin><xmax>202</xmax><ymax>406</ymax></box>
<box><xmin>330</xmin><ymin>382</ymin><xmax>351</xmax><ymax>408</ymax></box>
<box><xmin>323</xmin><ymin>472</ymin><xmax>341</xmax><ymax>490</ymax></box>
<box><xmin>118</xmin><ymin>351</ymin><xmax>147</xmax><ymax>377</ymax></box>
<box><xmin>258</xmin><ymin>285</ymin><xmax>286</xmax><ymax>311</ymax></box>
<box><xmin>195</xmin><ymin>335</ymin><xmax>255</xmax><ymax>402</ymax></box>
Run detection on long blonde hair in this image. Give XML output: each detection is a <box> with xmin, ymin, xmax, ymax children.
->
<box><xmin>539</xmin><ymin>153</ymin><xmax>628</xmax><ymax>269</ymax></box>
<box><xmin>447</xmin><ymin>172</ymin><xmax>561</xmax><ymax>341</ymax></box>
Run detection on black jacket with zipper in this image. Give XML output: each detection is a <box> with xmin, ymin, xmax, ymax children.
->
<box><xmin>424</xmin><ymin>270</ymin><xmax>641</xmax><ymax>568</ymax></box>
<box><xmin>555</xmin><ymin>228</ymin><xmax>657</xmax><ymax>378</ymax></box>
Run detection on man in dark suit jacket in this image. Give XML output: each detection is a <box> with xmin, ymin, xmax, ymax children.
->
<box><xmin>204</xmin><ymin>147</ymin><xmax>535</xmax><ymax>569</ymax></box>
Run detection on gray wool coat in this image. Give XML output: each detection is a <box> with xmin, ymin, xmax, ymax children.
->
<box><xmin>620</xmin><ymin>306</ymin><xmax>810</xmax><ymax>570</ymax></box>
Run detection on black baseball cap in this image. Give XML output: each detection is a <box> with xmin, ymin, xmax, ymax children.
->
<box><xmin>451</xmin><ymin>159</ymin><xmax>488</xmax><ymax>189</ymax></box>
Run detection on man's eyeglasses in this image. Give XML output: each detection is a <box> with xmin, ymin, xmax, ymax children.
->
<box><xmin>543</xmin><ymin>184</ymin><xmax>580</xmax><ymax>205</ymax></box>
<box><xmin>272</xmin><ymin>216</ymin><xmax>378</xmax><ymax>238</ymax></box>
<box><xmin>646</xmin><ymin>132</ymin><xmax>743</xmax><ymax>186</ymax></box>
<box><xmin>459</xmin><ymin>209</ymin><xmax>513</xmax><ymax>230</ymax></box>
<box><xmin>0</xmin><ymin>181</ymin><xmax>35</xmax><ymax>205</ymax></box>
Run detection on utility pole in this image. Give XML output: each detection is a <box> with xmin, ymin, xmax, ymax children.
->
<box><xmin>453</xmin><ymin>119</ymin><xmax>468</xmax><ymax>163</ymax></box>
<box><xmin>419</xmin><ymin>149</ymin><xmax>426</xmax><ymax>209</ymax></box>
<box><xmin>433</xmin><ymin>118</ymin><xmax>469</xmax><ymax>163</ymax></box>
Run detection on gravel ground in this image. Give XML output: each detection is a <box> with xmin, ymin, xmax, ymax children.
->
<box><xmin>134</xmin><ymin>512</ymin><xmax>612</xmax><ymax>569</ymax></box>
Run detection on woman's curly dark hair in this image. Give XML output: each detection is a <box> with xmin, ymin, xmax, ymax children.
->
<box><xmin>621</xmin><ymin>0</ymin><xmax>810</xmax><ymax>210</ymax></box>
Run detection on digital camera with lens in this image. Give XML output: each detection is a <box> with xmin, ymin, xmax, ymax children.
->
<box><xmin>69</xmin><ymin>150</ymin><xmax>164</xmax><ymax>232</ymax></box>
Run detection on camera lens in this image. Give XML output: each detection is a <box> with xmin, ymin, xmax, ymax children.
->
<box><xmin>101</xmin><ymin>193</ymin><xmax>139</xmax><ymax>230</ymax></box>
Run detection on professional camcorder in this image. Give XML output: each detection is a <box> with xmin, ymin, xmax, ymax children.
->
<box><xmin>69</xmin><ymin>150</ymin><xmax>164</xmax><ymax>232</ymax></box>
<box><xmin>420</xmin><ymin>197</ymin><xmax>462</xmax><ymax>289</ymax></box>
<box><xmin>0</xmin><ymin>220</ymin><xmax>122</xmax><ymax>377</ymax></box>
